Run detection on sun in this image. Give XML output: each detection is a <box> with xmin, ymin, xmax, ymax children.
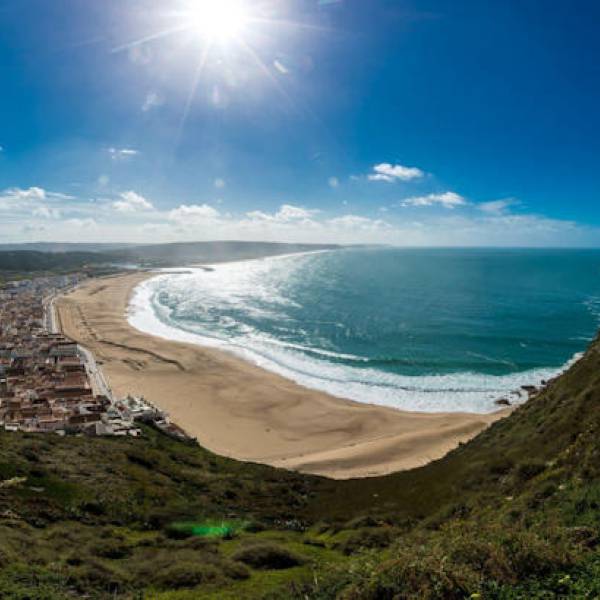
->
<box><xmin>185</xmin><ymin>0</ymin><xmax>249</xmax><ymax>43</ymax></box>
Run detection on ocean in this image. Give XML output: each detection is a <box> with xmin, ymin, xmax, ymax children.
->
<box><xmin>128</xmin><ymin>247</ymin><xmax>600</xmax><ymax>414</ymax></box>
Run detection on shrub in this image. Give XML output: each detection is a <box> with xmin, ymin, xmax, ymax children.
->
<box><xmin>91</xmin><ymin>539</ymin><xmax>130</xmax><ymax>559</ymax></box>
<box><xmin>336</xmin><ymin>528</ymin><xmax>396</xmax><ymax>556</ymax></box>
<box><xmin>232</xmin><ymin>543</ymin><xmax>305</xmax><ymax>570</ymax></box>
<box><xmin>489</xmin><ymin>456</ymin><xmax>514</xmax><ymax>476</ymax></box>
<box><xmin>80</xmin><ymin>501</ymin><xmax>105</xmax><ymax>516</ymax></box>
<box><xmin>345</xmin><ymin>516</ymin><xmax>379</xmax><ymax>530</ymax></box>
<box><xmin>164</xmin><ymin>524</ymin><xmax>193</xmax><ymax>540</ymax></box>
<box><xmin>0</xmin><ymin>548</ymin><xmax>12</xmax><ymax>569</ymax></box>
<box><xmin>244</xmin><ymin>520</ymin><xmax>267</xmax><ymax>533</ymax></box>
<box><xmin>181</xmin><ymin>536</ymin><xmax>219</xmax><ymax>551</ymax></box>
<box><xmin>222</xmin><ymin>559</ymin><xmax>251</xmax><ymax>580</ymax></box>
<box><xmin>567</xmin><ymin>526</ymin><xmax>598</xmax><ymax>549</ymax></box>
<box><xmin>151</xmin><ymin>562</ymin><xmax>222</xmax><ymax>589</ymax></box>
<box><xmin>126</xmin><ymin>450</ymin><xmax>158</xmax><ymax>469</ymax></box>
<box><xmin>516</xmin><ymin>461</ymin><xmax>546</xmax><ymax>481</ymax></box>
<box><xmin>69</xmin><ymin>558</ymin><xmax>130</xmax><ymax>594</ymax></box>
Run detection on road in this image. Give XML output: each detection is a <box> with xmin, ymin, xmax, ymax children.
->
<box><xmin>43</xmin><ymin>286</ymin><xmax>115</xmax><ymax>402</ymax></box>
<box><xmin>78</xmin><ymin>344</ymin><xmax>114</xmax><ymax>401</ymax></box>
<box><xmin>42</xmin><ymin>294</ymin><xmax>59</xmax><ymax>333</ymax></box>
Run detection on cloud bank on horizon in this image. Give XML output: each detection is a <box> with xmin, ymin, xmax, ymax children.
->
<box><xmin>0</xmin><ymin>0</ymin><xmax>599</xmax><ymax>247</ymax></box>
<box><xmin>0</xmin><ymin>184</ymin><xmax>597</xmax><ymax>247</ymax></box>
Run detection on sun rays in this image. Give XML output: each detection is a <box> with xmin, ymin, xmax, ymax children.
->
<box><xmin>113</xmin><ymin>1</ymin><xmax>326</xmax><ymax>118</ymax></box>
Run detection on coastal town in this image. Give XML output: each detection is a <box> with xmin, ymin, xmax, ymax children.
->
<box><xmin>0</xmin><ymin>274</ymin><xmax>186</xmax><ymax>439</ymax></box>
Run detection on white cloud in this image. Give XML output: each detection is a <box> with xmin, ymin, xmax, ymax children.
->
<box><xmin>478</xmin><ymin>199</ymin><xmax>515</xmax><ymax>215</ymax></box>
<box><xmin>33</xmin><ymin>206</ymin><xmax>61</xmax><ymax>219</ymax></box>
<box><xmin>401</xmin><ymin>191</ymin><xmax>467</xmax><ymax>209</ymax></box>
<box><xmin>142</xmin><ymin>91</ymin><xmax>163</xmax><ymax>112</ymax></box>
<box><xmin>112</xmin><ymin>191</ymin><xmax>154</xmax><ymax>212</ymax></box>
<box><xmin>98</xmin><ymin>174</ymin><xmax>110</xmax><ymax>187</ymax></box>
<box><xmin>247</xmin><ymin>204</ymin><xmax>319</xmax><ymax>224</ymax></box>
<box><xmin>6</xmin><ymin>186</ymin><xmax>47</xmax><ymax>201</ymax></box>
<box><xmin>368</xmin><ymin>163</ymin><xmax>424</xmax><ymax>182</ymax></box>
<box><xmin>0</xmin><ymin>184</ymin><xmax>598</xmax><ymax>248</ymax></box>
<box><xmin>168</xmin><ymin>204</ymin><xmax>220</xmax><ymax>223</ymax></box>
<box><xmin>21</xmin><ymin>223</ymin><xmax>47</xmax><ymax>234</ymax></box>
<box><xmin>65</xmin><ymin>218</ymin><xmax>98</xmax><ymax>229</ymax></box>
<box><xmin>277</xmin><ymin>204</ymin><xmax>319</xmax><ymax>221</ymax></box>
<box><xmin>327</xmin><ymin>215</ymin><xmax>390</xmax><ymax>231</ymax></box>
<box><xmin>245</xmin><ymin>210</ymin><xmax>270</xmax><ymax>221</ymax></box>
<box><xmin>328</xmin><ymin>177</ymin><xmax>339</xmax><ymax>188</ymax></box>
<box><xmin>0</xmin><ymin>187</ymin><xmax>75</xmax><ymax>216</ymax></box>
<box><xmin>108</xmin><ymin>147</ymin><xmax>139</xmax><ymax>160</ymax></box>
<box><xmin>214</xmin><ymin>178</ymin><xmax>226</xmax><ymax>189</ymax></box>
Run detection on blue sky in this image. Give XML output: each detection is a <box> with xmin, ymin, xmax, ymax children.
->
<box><xmin>1</xmin><ymin>0</ymin><xmax>599</xmax><ymax>245</ymax></box>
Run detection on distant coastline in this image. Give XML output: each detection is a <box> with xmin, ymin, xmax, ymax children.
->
<box><xmin>55</xmin><ymin>269</ymin><xmax>508</xmax><ymax>479</ymax></box>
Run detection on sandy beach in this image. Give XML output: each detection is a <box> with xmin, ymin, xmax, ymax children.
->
<box><xmin>55</xmin><ymin>271</ymin><xmax>509</xmax><ymax>479</ymax></box>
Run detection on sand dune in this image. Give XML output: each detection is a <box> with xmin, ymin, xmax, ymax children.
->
<box><xmin>55</xmin><ymin>272</ymin><xmax>509</xmax><ymax>479</ymax></box>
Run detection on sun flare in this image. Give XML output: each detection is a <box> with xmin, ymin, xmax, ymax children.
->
<box><xmin>186</xmin><ymin>0</ymin><xmax>249</xmax><ymax>43</ymax></box>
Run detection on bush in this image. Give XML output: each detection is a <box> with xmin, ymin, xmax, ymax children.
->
<box><xmin>232</xmin><ymin>543</ymin><xmax>305</xmax><ymax>570</ymax></box>
<box><xmin>151</xmin><ymin>562</ymin><xmax>222</xmax><ymax>589</ymax></box>
<box><xmin>345</xmin><ymin>516</ymin><xmax>379</xmax><ymax>530</ymax></box>
<box><xmin>164</xmin><ymin>524</ymin><xmax>193</xmax><ymax>540</ymax></box>
<box><xmin>222</xmin><ymin>559</ymin><xmax>251</xmax><ymax>580</ymax></box>
<box><xmin>567</xmin><ymin>526</ymin><xmax>598</xmax><ymax>549</ymax></box>
<box><xmin>336</xmin><ymin>528</ymin><xmax>396</xmax><ymax>556</ymax></box>
<box><xmin>489</xmin><ymin>456</ymin><xmax>514</xmax><ymax>476</ymax></box>
<box><xmin>69</xmin><ymin>558</ymin><xmax>130</xmax><ymax>594</ymax></box>
<box><xmin>181</xmin><ymin>536</ymin><xmax>219</xmax><ymax>551</ymax></box>
<box><xmin>244</xmin><ymin>520</ymin><xmax>267</xmax><ymax>533</ymax></box>
<box><xmin>516</xmin><ymin>461</ymin><xmax>546</xmax><ymax>481</ymax></box>
<box><xmin>126</xmin><ymin>449</ymin><xmax>159</xmax><ymax>469</ymax></box>
<box><xmin>90</xmin><ymin>539</ymin><xmax>130</xmax><ymax>560</ymax></box>
<box><xmin>0</xmin><ymin>548</ymin><xmax>12</xmax><ymax>569</ymax></box>
<box><xmin>0</xmin><ymin>564</ymin><xmax>69</xmax><ymax>600</ymax></box>
<box><xmin>80</xmin><ymin>501</ymin><xmax>105</xmax><ymax>516</ymax></box>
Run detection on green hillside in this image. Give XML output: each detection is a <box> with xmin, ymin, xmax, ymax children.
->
<box><xmin>1</xmin><ymin>334</ymin><xmax>599</xmax><ymax>598</ymax></box>
<box><xmin>102</xmin><ymin>241</ymin><xmax>342</xmax><ymax>266</ymax></box>
<box><xmin>0</xmin><ymin>250</ymin><xmax>108</xmax><ymax>274</ymax></box>
<box><xmin>0</xmin><ymin>242</ymin><xmax>342</xmax><ymax>277</ymax></box>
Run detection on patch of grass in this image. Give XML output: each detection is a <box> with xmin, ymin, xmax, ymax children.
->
<box><xmin>151</xmin><ymin>563</ymin><xmax>224</xmax><ymax>589</ymax></box>
<box><xmin>231</xmin><ymin>542</ymin><xmax>306</xmax><ymax>570</ymax></box>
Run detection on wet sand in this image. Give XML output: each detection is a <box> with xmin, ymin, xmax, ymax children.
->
<box><xmin>55</xmin><ymin>272</ymin><xmax>509</xmax><ymax>479</ymax></box>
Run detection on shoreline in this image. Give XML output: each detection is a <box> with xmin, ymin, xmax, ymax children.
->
<box><xmin>56</xmin><ymin>270</ymin><xmax>510</xmax><ymax>479</ymax></box>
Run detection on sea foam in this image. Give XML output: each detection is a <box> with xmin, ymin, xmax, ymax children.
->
<box><xmin>128</xmin><ymin>253</ymin><xmax>591</xmax><ymax>414</ymax></box>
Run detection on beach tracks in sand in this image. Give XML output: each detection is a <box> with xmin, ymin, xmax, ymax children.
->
<box><xmin>55</xmin><ymin>273</ymin><xmax>509</xmax><ymax>479</ymax></box>
<box><xmin>60</xmin><ymin>289</ymin><xmax>186</xmax><ymax>372</ymax></box>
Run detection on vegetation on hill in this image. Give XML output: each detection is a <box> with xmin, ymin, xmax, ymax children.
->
<box><xmin>0</xmin><ymin>250</ymin><xmax>108</xmax><ymax>275</ymax></box>
<box><xmin>0</xmin><ymin>243</ymin><xmax>133</xmax><ymax>254</ymax></box>
<box><xmin>1</xmin><ymin>335</ymin><xmax>599</xmax><ymax>598</ymax></box>
<box><xmin>0</xmin><ymin>242</ymin><xmax>342</xmax><ymax>276</ymax></box>
<box><xmin>100</xmin><ymin>241</ymin><xmax>342</xmax><ymax>267</ymax></box>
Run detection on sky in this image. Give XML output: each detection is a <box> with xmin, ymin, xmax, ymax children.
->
<box><xmin>1</xmin><ymin>0</ymin><xmax>599</xmax><ymax>246</ymax></box>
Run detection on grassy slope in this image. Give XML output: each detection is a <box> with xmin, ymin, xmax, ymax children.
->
<box><xmin>1</xmin><ymin>336</ymin><xmax>599</xmax><ymax>598</ymax></box>
<box><xmin>0</xmin><ymin>251</ymin><xmax>108</xmax><ymax>273</ymax></box>
<box><xmin>0</xmin><ymin>243</ymin><xmax>343</xmax><ymax>276</ymax></box>
<box><xmin>102</xmin><ymin>241</ymin><xmax>341</xmax><ymax>266</ymax></box>
<box><xmin>300</xmin><ymin>334</ymin><xmax>600</xmax><ymax>598</ymax></box>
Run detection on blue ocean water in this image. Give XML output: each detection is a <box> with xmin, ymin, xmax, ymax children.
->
<box><xmin>129</xmin><ymin>248</ymin><xmax>600</xmax><ymax>413</ymax></box>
